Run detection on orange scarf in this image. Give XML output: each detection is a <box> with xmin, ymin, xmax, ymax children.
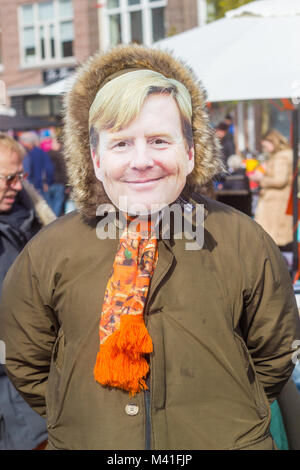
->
<box><xmin>94</xmin><ymin>218</ymin><xmax>158</xmax><ymax>396</ymax></box>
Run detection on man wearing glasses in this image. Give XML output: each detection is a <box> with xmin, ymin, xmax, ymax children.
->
<box><xmin>0</xmin><ymin>133</ymin><xmax>51</xmax><ymax>450</ymax></box>
<box><xmin>0</xmin><ymin>133</ymin><xmax>39</xmax><ymax>292</ymax></box>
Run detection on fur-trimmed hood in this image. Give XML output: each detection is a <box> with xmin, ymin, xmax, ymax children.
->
<box><xmin>63</xmin><ymin>44</ymin><xmax>223</xmax><ymax>221</ymax></box>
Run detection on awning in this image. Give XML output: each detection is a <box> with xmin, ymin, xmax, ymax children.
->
<box><xmin>0</xmin><ymin>114</ymin><xmax>59</xmax><ymax>131</ymax></box>
<box><xmin>39</xmin><ymin>75</ymin><xmax>76</xmax><ymax>96</ymax></box>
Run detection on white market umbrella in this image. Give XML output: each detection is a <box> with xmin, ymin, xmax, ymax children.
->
<box><xmin>154</xmin><ymin>14</ymin><xmax>300</xmax><ymax>103</ymax></box>
<box><xmin>226</xmin><ymin>0</ymin><xmax>300</xmax><ymax>18</ymax></box>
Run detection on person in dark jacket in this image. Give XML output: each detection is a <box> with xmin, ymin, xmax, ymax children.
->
<box><xmin>0</xmin><ymin>133</ymin><xmax>55</xmax><ymax>450</ymax></box>
<box><xmin>19</xmin><ymin>132</ymin><xmax>54</xmax><ymax>196</ymax></box>
<box><xmin>215</xmin><ymin>121</ymin><xmax>236</xmax><ymax>166</ymax></box>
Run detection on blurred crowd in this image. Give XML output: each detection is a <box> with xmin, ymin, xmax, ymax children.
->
<box><xmin>214</xmin><ymin>120</ymin><xmax>294</xmax><ymax>259</ymax></box>
<box><xmin>17</xmin><ymin>131</ymin><xmax>74</xmax><ymax>218</ymax></box>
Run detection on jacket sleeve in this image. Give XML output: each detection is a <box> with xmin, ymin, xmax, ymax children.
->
<box><xmin>0</xmin><ymin>243</ymin><xmax>58</xmax><ymax>417</ymax></box>
<box><xmin>241</xmin><ymin>227</ymin><xmax>300</xmax><ymax>403</ymax></box>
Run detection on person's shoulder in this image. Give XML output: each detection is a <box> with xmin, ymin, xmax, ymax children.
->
<box><xmin>26</xmin><ymin>210</ymin><xmax>92</xmax><ymax>252</ymax></box>
<box><xmin>192</xmin><ymin>192</ymin><xmax>251</xmax><ymax>220</ymax></box>
<box><xmin>276</xmin><ymin>148</ymin><xmax>293</xmax><ymax>160</ymax></box>
<box><xmin>192</xmin><ymin>192</ymin><xmax>284</xmax><ymax>265</ymax></box>
<box><xmin>37</xmin><ymin>209</ymin><xmax>85</xmax><ymax>232</ymax></box>
<box><xmin>192</xmin><ymin>192</ymin><xmax>266</xmax><ymax>240</ymax></box>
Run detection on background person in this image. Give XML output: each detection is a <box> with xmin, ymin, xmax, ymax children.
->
<box><xmin>47</xmin><ymin>139</ymin><xmax>68</xmax><ymax>216</ymax></box>
<box><xmin>0</xmin><ymin>133</ymin><xmax>54</xmax><ymax>450</ymax></box>
<box><xmin>250</xmin><ymin>129</ymin><xmax>293</xmax><ymax>251</ymax></box>
<box><xmin>19</xmin><ymin>132</ymin><xmax>54</xmax><ymax>200</ymax></box>
<box><xmin>215</xmin><ymin>121</ymin><xmax>236</xmax><ymax>166</ymax></box>
<box><xmin>224</xmin><ymin>113</ymin><xmax>235</xmax><ymax>136</ymax></box>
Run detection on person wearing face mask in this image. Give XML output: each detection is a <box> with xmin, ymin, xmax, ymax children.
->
<box><xmin>0</xmin><ymin>46</ymin><xmax>299</xmax><ymax>451</ymax></box>
<box><xmin>0</xmin><ymin>133</ymin><xmax>55</xmax><ymax>450</ymax></box>
<box><xmin>250</xmin><ymin>129</ymin><xmax>293</xmax><ymax>251</ymax></box>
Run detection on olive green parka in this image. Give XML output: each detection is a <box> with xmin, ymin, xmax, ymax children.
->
<box><xmin>0</xmin><ymin>45</ymin><xmax>300</xmax><ymax>450</ymax></box>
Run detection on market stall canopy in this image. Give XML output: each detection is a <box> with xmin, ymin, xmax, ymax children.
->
<box><xmin>0</xmin><ymin>114</ymin><xmax>59</xmax><ymax>131</ymax></box>
<box><xmin>226</xmin><ymin>0</ymin><xmax>300</xmax><ymax>18</ymax></box>
<box><xmin>39</xmin><ymin>74</ymin><xmax>76</xmax><ymax>96</ymax></box>
<box><xmin>154</xmin><ymin>2</ymin><xmax>300</xmax><ymax>102</ymax></box>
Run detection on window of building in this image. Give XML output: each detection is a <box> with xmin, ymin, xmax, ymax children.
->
<box><xmin>24</xmin><ymin>95</ymin><xmax>62</xmax><ymax>118</ymax></box>
<box><xmin>103</xmin><ymin>0</ymin><xmax>167</xmax><ymax>49</ymax></box>
<box><xmin>19</xmin><ymin>0</ymin><xmax>74</xmax><ymax>67</ymax></box>
<box><xmin>151</xmin><ymin>6</ymin><xmax>164</xmax><ymax>43</ymax></box>
<box><xmin>25</xmin><ymin>95</ymin><xmax>51</xmax><ymax>117</ymax></box>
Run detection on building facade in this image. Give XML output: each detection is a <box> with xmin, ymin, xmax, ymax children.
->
<box><xmin>0</xmin><ymin>0</ymin><xmax>201</xmax><ymax>123</ymax></box>
<box><xmin>0</xmin><ymin>0</ymin><xmax>99</xmax><ymax>120</ymax></box>
<box><xmin>98</xmin><ymin>0</ymin><xmax>199</xmax><ymax>50</ymax></box>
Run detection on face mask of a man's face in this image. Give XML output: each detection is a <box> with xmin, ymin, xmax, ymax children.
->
<box><xmin>92</xmin><ymin>93</ymin><xmax>194</xmax><ymax>215</ymax></box>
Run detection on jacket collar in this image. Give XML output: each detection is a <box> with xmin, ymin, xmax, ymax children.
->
<box><xmin>92</xmin><ymin>185</ymin><xmax>208</xmax><ymax>247</ymax></box>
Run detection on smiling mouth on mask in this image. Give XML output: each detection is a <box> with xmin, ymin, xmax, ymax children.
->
<box><xmin>124</xmin><ymin>176</ymin><xmax>165</xmax><ymax>184</ymax></box>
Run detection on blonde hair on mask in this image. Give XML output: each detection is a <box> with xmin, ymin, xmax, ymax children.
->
<box><xmin>89</xmin><ymin>69</ymin><xmax>193</xmax><ymax>154</ymax></box>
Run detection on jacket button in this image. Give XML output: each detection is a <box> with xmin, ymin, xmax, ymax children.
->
<box><xmin>125</xmin><ymin>403</ymin><xmax>139</xmax><ymax>416</ymax></box>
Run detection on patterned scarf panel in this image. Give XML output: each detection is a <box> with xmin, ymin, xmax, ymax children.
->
<box><xmin>94</xmin><ymin>219</ymin><xmax>158</xmax><ymax>396</ymax></box>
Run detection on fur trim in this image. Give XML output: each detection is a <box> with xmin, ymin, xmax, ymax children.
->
<box><xmin>22</xmin><ymin>180</ymin><xmax>56</xmax><ymax>226</ymax></box>
<box><xmin>63</xmin><ymin>44</ymin><xmax>224</xmax><ymax>221</ymax></box>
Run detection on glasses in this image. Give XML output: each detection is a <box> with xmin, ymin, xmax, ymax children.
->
<box><xmin>0</xmin><ymin>171</ymin><xmax>28</xmax><ymax>187</ymax></box>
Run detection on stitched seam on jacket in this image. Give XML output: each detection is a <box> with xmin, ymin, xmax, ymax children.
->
<box><xmin>226</xmin><ymin>432</ymin><xmax>272</xmax><ymax>450</ymax></box>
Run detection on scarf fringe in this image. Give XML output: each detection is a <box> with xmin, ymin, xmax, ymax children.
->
<box><xmin>94</xmin><ymin>314</ymin><xmax>153</xmax><ymax>396</ymax></box>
